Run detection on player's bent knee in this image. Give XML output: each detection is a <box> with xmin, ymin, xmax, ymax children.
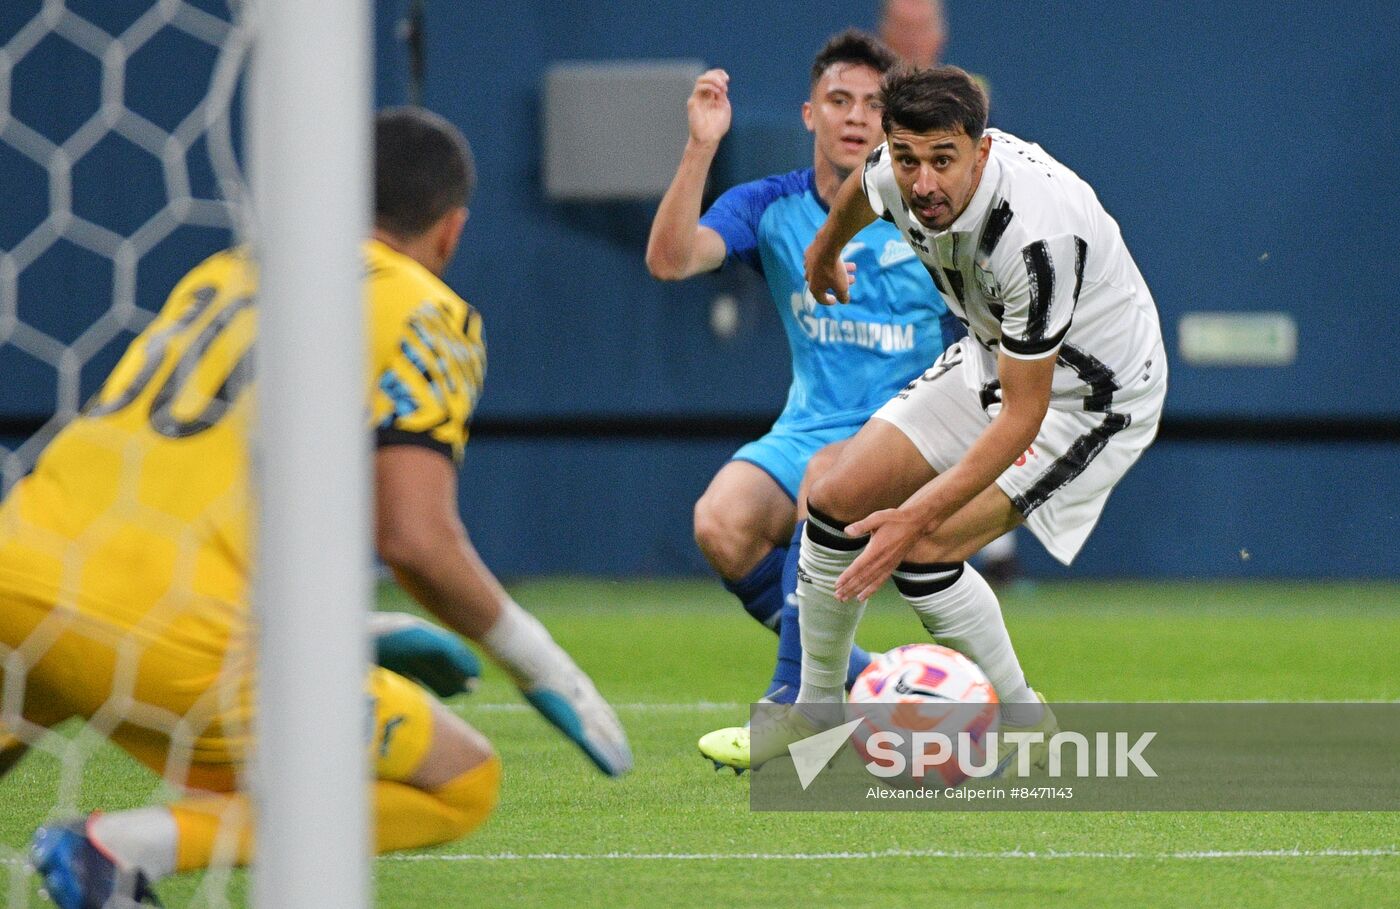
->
<box><xmin>693</xmin><ymin>496</ymin><xmax>764</xmax><ymax>580</ymax></box>
<box><xmin>386</xmin><ymin>700</ymin><xmax>500</xmax><ymax>844</ymax></box>
<box><xmin>803</xmin><ymin>441</ymin><xmax>845</xmax><ymax>486</ymax></box>
<box><xmin>411</xmin><ymin>698</ymin><xmax>494</xmax><ymax>788</ymax></box>
<box><xmin>691</xmin><ymin>497</ymin><xmax>725</xmax><ymax>555</ymax></box>
<box><xmin>806</xmin><ymin>472</ymin><xmax>866</xmax><ymax>527</ymax></box>
<box><xmin>431</xmin><ymin>751</ymin><xmax>502</xmax><ymax>841</ymax></box>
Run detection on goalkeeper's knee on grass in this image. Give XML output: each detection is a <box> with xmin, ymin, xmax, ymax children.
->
<box><xmin>72</xmin><ymin>751</ymin><xmax>503</xmax><ymax>890</ymax></box>
<box><xmin>375</xmin><ymin>753</ymin><xmax>502</xmax><ymax>851</ymax></box>
<box><xmin>165</xmin><ymin>754</ymin><xmax>503</xmax><ymax>871</ymax></box>
<box><xmin>410</xmin><ymin>754</ymin><xmax>501</xmax><ymax>842</ymax></box>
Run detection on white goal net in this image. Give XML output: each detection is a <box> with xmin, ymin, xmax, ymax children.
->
<box><xmin>1</xmin><ymin>0</ymin><xmax>251</xmax><ymax>489</ymax></box>
<box><xmin>0</xmin><ymin>2</ymin><xmax>369</xmax><ymax>906</ymax></box>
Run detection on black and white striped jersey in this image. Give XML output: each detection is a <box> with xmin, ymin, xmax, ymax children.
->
<box><xmin>862</xmin><ymin>129</ymin><xmax>1164</xmax><ymax>413</ymax></box>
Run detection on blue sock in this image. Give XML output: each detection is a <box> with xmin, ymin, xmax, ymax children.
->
<box><xmin>722</xmin><ymin>545</ymin><xmax>786</xmax><ymax>631</ymax></box>
<box><xmin>846</xmin><ymin>637</ymin><xmax>874</xmax><ymax>689</ymax></box>
<box><xmin>765</xmin><ymin>524</ymin><xmax>805</xmax><ymax>702</ymax></box>
<box><xmin>765</xmin><ymin>521</ymin><xmax>872</xmax><ymax>703</ymax></box>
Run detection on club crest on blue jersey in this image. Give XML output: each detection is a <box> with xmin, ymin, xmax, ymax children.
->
<box><xmin>879</xmin><ymin>240</ymin><xmax>918</xmax><ymax>267</ymax></box>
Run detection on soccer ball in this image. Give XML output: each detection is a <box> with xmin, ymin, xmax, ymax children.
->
<box><xmin>848</xmin><ymin>643</ymin><xmax>999</xmax><ymax>787</ymax></box>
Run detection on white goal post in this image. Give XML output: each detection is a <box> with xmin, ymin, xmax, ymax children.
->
<box><xmin>0</xmin><ymin>1</ymin><xmax>377</xmax><ymax>905</ymax></box>
<box><xmin>249</xmin><ymin>0</ymin><xmax>371</xmax><ymax>907</ymax></box>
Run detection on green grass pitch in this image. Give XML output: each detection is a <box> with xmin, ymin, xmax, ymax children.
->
<box><xmin>2</xmin><ymin>579</ymin><xmax>1397</xmax><ymax>907</ymax></box>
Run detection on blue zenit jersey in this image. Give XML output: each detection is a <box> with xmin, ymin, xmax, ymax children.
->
<box><xmin>700</xmin><ymin>168</ymin><xmax>961</xmax><ymax>432</ymax></box>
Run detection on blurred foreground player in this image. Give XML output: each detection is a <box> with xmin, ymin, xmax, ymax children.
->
<box><xmin>0</xmin><ymin>107</ymin><xmax>630</xmax><ymax>908</ymax></box>
<box><xmin>761</xmin><ymin>66</ymin><xmax>1167</xmax><ymax>771</ymax></box>
<box><xmin>646</xmin><ymin>31</ymin><xmax>958</xmax><ymax>769</ymax></box>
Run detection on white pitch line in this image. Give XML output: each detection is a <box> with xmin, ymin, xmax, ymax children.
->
<box><xmin>466</xmin><ymin>701</ymin><xmax>741</xmax><ymax>713</ymax></box>
<box><xmin>383</xmin><ymin>848</ymin><xmax>1399</xmax><ymax>863</ymax></box>
<box><xmin>463</xmin><ymin>699</ymin><xmax>1398</xmax><ymax>714</ymax></box>
<box><xmin>2</xmin><ymin>848</ymin><xmax>1394</xmax><ymax>869</ymax></box>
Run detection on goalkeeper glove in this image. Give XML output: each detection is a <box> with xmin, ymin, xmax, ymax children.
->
<box><xmin>483</xmin><ymin>600</ymin><xmax>633</xmax><ymax>776</ymax></box>
<box><xmin>370</xmin><ymin>612</ymin><xmax>482</xmax><ymax>698</ymax></box>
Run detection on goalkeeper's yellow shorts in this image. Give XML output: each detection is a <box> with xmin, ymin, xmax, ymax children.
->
<box><xmin>0</xmin><ymin>583</ymin><xmax>435</xmax><ymax>793</ymax></box>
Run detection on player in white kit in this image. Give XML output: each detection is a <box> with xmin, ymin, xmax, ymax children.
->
<box><xmin>760</xmin><ymin>65</ymin><xmax>1167</xmax><ymax>773</ymax></box>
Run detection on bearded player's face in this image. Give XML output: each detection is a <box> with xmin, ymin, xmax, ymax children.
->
<box><xmin>887</xmin><ymin>126</ymin><xmax>990</xmax><ymax>231</ymax></box>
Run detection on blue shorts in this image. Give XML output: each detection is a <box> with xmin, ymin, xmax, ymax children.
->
<box><xmin>731</xmin><ymin>422</ymin><xmax>863</xmax><ymax>502</ymax></box>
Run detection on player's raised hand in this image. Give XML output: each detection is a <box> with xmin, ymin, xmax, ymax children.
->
<box><xmin>834</xmin><ymin>508</ymin><xmax>925</xmax><ymax>602</ymax></box>
<box><xmin>687</xmin><ymin>69</ymin><xmax>732</xmax><ymax>147</ymax></box>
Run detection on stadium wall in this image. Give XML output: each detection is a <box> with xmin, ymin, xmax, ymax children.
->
<box><xmin>457</xmin><ymin>436</ymin><xmax>1397</xmax><ymax>581</ymax></box>
<box><xmin>2</xmin><ymin>1</ymin><xmax>1396</xmax><ymax>578</ymax></box>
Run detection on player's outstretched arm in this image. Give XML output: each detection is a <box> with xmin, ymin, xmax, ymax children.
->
<box><xmin>375</xmin><ymin>446</ymin><xmax>633</xmax><ymax>776</ymax></box>
<box><xmin>645</xmin><ymin>68</ymin><xmax>731</xmax><ymax>280</ymax></box>
<box><xmin>804</xmin><ymin>167</ymin><xmax>877</xmax><ymax>304</ymax></box>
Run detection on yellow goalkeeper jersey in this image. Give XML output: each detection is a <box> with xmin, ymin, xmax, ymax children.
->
<box><xmin>0</xmin><ymin>239</ymin><xmax>485</xmax><ymax>653</ymax></box>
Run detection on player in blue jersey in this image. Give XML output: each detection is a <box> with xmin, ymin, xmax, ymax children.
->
<box><xmin>646</xmin><ymin>30</ymin><xmax>960</xmax><ymax>770</ymax></box>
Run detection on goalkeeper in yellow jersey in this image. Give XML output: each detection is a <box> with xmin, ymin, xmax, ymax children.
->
<box><xmin>0</xmin><ymin>107</ymin><xmax>631</xmax><ymax>908</ymax></box>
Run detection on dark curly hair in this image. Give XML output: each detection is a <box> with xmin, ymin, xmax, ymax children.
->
<box><xmin>879</xmin><ymin>65</ymin><xmax>988</xmax><ymax>138</ymax></box>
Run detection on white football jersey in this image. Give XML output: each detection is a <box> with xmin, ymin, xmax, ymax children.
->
<box><xmin>862</xmin><ymin>129</ymin><xmax>1165</xmax><ymax>414</ymax></box>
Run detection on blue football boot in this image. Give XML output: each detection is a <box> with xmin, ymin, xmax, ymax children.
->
<box><xmin>31</xmin><ymin>818</ymin><xmax>161</xmax><ymax>909</ymax></box>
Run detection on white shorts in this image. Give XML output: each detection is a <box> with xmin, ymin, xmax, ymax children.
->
<box><xmin>872</xmin><ymin>340</ymin><xmax>1167</xmax><ymax>565</ymax></box>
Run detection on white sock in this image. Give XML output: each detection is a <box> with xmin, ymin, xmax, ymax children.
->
<box><xmin>795</xmin><ymin>509</ymin><xmax>867</xmax><ymax>713</ymax></box>
<box><xmin>481</xmin><ymin>598</ymin><xmax>571</xmax><ymax>690</ymax></box>
<box><xmin>894</xmin><ymin>561</ymin><xmax>1043</xmax><ymax>727</ymax></box>
<box><xmin>88</xmin><ymin>808</ymin><xmax>177</xmax><ymax>882</ymax></box>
